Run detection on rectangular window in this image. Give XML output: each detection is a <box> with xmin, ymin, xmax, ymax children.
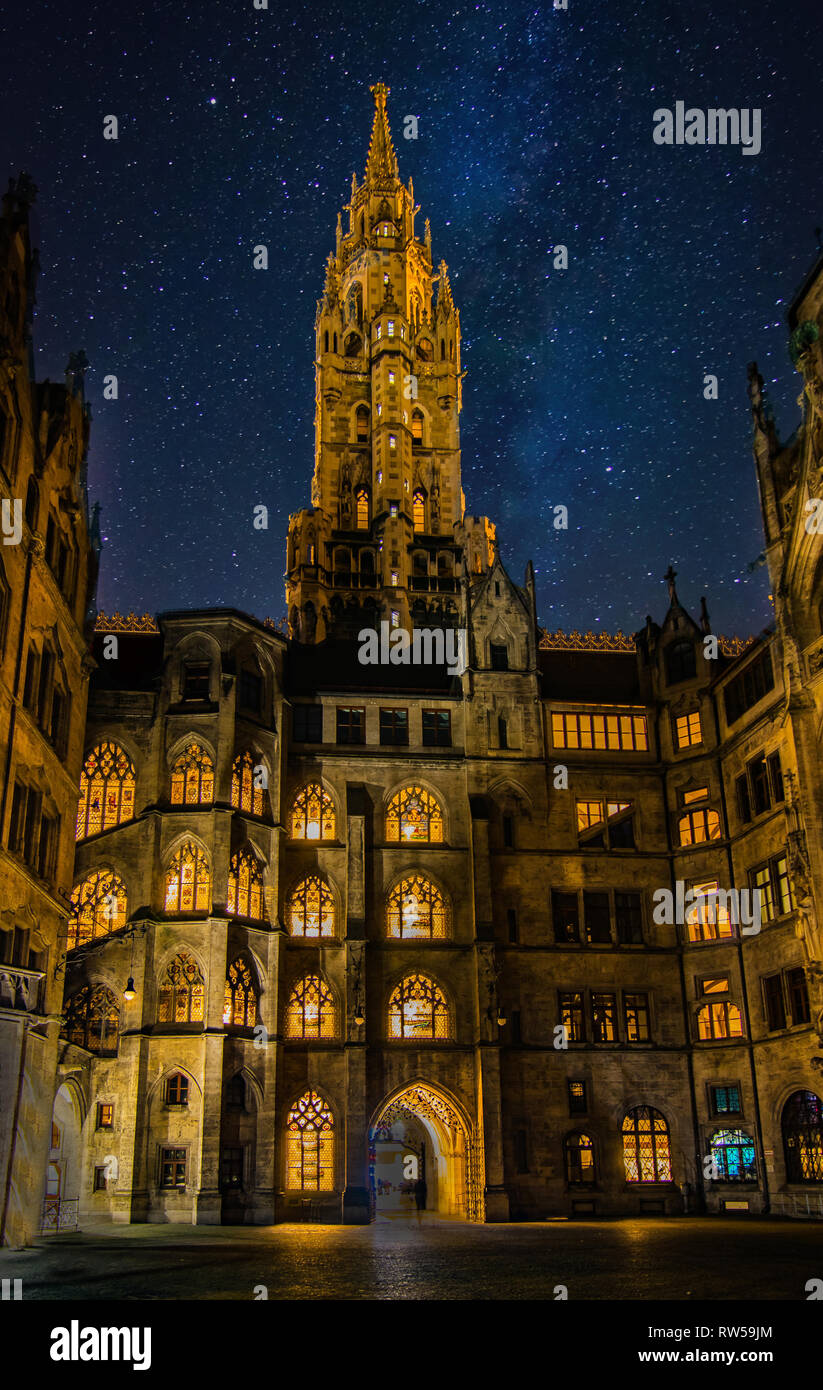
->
<box><xmin>787</xmin><ymin>967</ymin><xmax>810</xmax><ymax>1026</ymax></box>
<box><xmin>336</xmin><ymin>707</ymin><xmax>365</xmax><ymax>745</ymax></box>
<box><xmin>8</xmin><ymin>781</ymin><xmax>25</xmax><ymax>854</ymax></box>
<box><xmin>514</xmin><ymin>1129</ymin><xmax>528</xmax><ymax>1173</ymax></box>
<box><xmin>96</xmin><ymin>1103</ymin><xmax>114</xmax><ymax>1130</ymax></box>
<box><xmin>591</xmin><ymin>992</ymin><xmax>617</xmax><ymax>1042</ymax></box>
<box><xmin>615</xmin><ymin>891</ymin><xmax>643</xmax><ymax>944</ymax></box>
<box><xmin>576</xmin><ymin>799</ymin><xmax>635</xmax><ymax>849</ymax></box>
<box><xmin>568</xmin><ymin>1080</ymin><xmax>588</xmax><ymax>1115</ymax></box>
<box><xmin>686</xmin><ymin>881</ymin><xmax>734</xmax><ymax>942</ymax></box>
<box><xmin>379</xmin><ymin>707</ymin><xmax>408</xmax><ymax>746</ymax></box>
<box><xmin>724</xmin><ymin>647</ymin><xmax>774</xmax><ymax>725</ymax></box>
<box><xmin>490</xmin><ymin>643</ymin><xmax>509</xmax><ymax>671</ymax></box>
<box><xmin>674</xmin><ymin>711</ymin><xmax>703</xmax><ymax>748</ymax></box>
<box><xmin>422</xmin><ymin>709</ymin><xmax>452</xmax><ymax>747</ymax></box>
<box><xmin>559</xmin><ymin>991</ymin><xmax>585</xmax><ymax>1042</ymax></box>
<box><xmin>165</xmin><ymin>1074</ymin><xmax>189</xmax><ymax>1105</ymax></box>
<box><xmin>22</xmin><ymin>647</ymin><xmax>38</xmax><ymax>710</ymax></box>
<box><xmin>551</xmin><ymin>710</ymin><xmax>648</xmax><ymax>752</ymax></box>
<box><xmin>293</xmin><ymin>704</ymin><xmax>323</xmax><ymax>742</ymax></box>
<box><xmin>507</xmin><ymin>908</ymin><xmax>518</xmax><ymax>943</ymax></box>
<box><xmin>239</xmin><ymin>669</ymin><xmax>262</xmax><ymax>713</ymax></box>
<box><xmin>710</xmin><ymin>1084</ymin><xmax>741</xmax><ymax>1115</ymax></box>
<box><xmin>699</xmin><ymin>976</ymin><xmax>730</xmax><ymax>995</ymax></box>
<box><xmin>624</xmin><ymin>993</ymin><xmax>650</xmax><ymax>1042</ymax></box>
<box><xmin>763</xmin><ymin>974</ymin><xmax>786</xmax><ymax>1032</ymax></box>
<box><xmin>23</xmin><ymin>788</ymin><xmax>41</xmax><ymax>867</ymax></box>
<box><xmin>160</xmin><ymin>1148</ymin><xmax>187</xmax><ymax>1189</ymax></box>
<box><xmin>37</xmin><ymin>813</ymin><xmax>59</xmax><ymax>881</ymax></box>
<box><xmin>93</xmin><ymin>1166</ymin><xmax>108</xmax><ymax>1192</ymax></box>
<box><xmin>583</xmin><ymin>891</ymin><xmax>611</xmax><ymax>944</ymax></box>
<box><xmin>220</xmin><ymin>1146</ymin><xmax>244</xmax><ymax>1190</ymax></box>
<box><xmin>749</xmin><ymin>756</ymin><xmax>771</xmax><ymax>817</ymax></box>
<box><xmin>767</xmin><ymin>752</ymin><xmax>784</xmax><ymax>804</ymax></box>
<box><xmin>736</xmin><ymin>773</ymin><xmax>752</xmax><ymax>825</ymax></box>
<box><xmin>552</xmin><ymin>891</ymin><xmax>579</xmax><ymax>944</ymax></box>
<box><xmin>182</xmin><ymin>661</ymin><xmax>210</xmax><ymax>701</ymax></box>
<box><xmin>678</xmin><ymin>806</ymin><xmax>722</xmax><ymax>846</ymax></box>
<box><xmin>750</xmin><ymin>854</ymin><xmax>793</xmax><ymax>924</ymax></box>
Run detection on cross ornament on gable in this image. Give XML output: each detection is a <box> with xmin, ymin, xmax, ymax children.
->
<box><xmin>664</xmin><ymin>565</ymin><xmax>678</xmax><ymax>603</ymax></box>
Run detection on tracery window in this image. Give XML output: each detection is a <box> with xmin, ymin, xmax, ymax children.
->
<box><xmin>696</xmin><ymin>1001</ymin><xmax>744</xmax><ymax>1040</ymax></box>
<box><xmin>290</xmin><ymin>783</ymin><xmax>335</xmax><ymax>840</ymax></box>
<box><xmin>685</xmin><ymin>881</ymin><xmax>735</xmax><ymax>942</ymax></box>
<box><xmin>411</xmin><ymin>409</ymin><xmax>424</xmax><ymax>442</ymax></box>
<box><xmin>621</xmin><ymin>1106</ymin><xmax>673</xmax><ymax>1183</ymax></box>
<box><xmin>157</xmin><ymin>952</ymin><xmax>204</xmax><ymax>1023</ymax></box>
<box><xmin>170</xmin><ymin>742</ymin><xmax>214</xmax><ymax>805</ymax></box>
<box><xmin>355</xmin><ymin>488</ymin><xmax>369</xmax><ymax>529</ymax></box>
<box><xmin>710</xmin><ymin>1129</ymin><xmax>757</xmax><ymax>1182</ymax></box>
<box><xmin>287</xmin><ymin>875</ymin><xmax>335</xmax><ymax>938</ymax></box>
<box><xmin>388</xmin><ymin>973</ymin><xmax>451</xmax><ymax>1040</ymax></box>
<box><xmin>565</xmin><ymin>1133</ymin><xmax>596</xmax><ymax>1185</ymax></box>
<box><xmin>62</xmin><ymin>984</ymin><xmax>119</xmax><ymax>1056</ymax></box>
<box><xmin>678</xmin><ymin>806</ymin><xmax>721</xmax><ymax>846</ymax></box>
<box><xmin>232</xmin><ymin>751</ymin><xmax>266</xmax><ymax>817</ymax></box>
<box><xmin>782</xmin><ymin>1090</ymin><xmax>823</xmax><ymax>1182</ymax></box>
<box><xmin>164</xmin><ymin>840</ymin><xmax>211</xmax><ymax>913</ymax></box>
<box><xmin>412</xmin><ymin>490</ymin><xmax>425</xmax><ymax>530</ymax></box>
<box><xmin>76</xmin><ymin>741</ymin><xmax>136</xmax><ymax>840</ymax></box>
<box><xmin>385</xmin><ymin>786</ymin><xmax>444</xmax><ymax>843</ymax></box>
<box><xmin>386</xmin><ymin>875</ymin><xmax>449</xmax><ymax>939</ymax></box>
<box><xmin>286</xmin><ymin>1091</ymin><xmax>334</xmax><ymax>1191</ymax></box>
<box><xmin>227</xmin><ymin>848</ymin><xmax>264</xmax><ymax>919</ymax></box>
<box><xmin>286</xmin><ymin>974</ymin><xmax>336</xmax><ymax>1039</ymax></box>
<box><xmin>67</xmin><ymin>870</ymin><xmax>128</xmax><ymax>949</ymax></box>
<box><xmin>224</xmin><ymin>956</ymin><xmax>258</xmax><ymax>1027</ymax></box>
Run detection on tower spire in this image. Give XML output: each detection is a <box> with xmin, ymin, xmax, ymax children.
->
<box><xmin>365</xmin><ymin>82</ymin><xmax>399</xmax><ymax>183</ymax></box>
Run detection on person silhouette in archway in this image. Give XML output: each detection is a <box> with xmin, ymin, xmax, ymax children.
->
<box><xmin>414</xmin><ymin>1175</ymin><xmax>427</xmax><ymax>1223</ymax></box>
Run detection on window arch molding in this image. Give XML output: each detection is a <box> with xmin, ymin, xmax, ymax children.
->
<box><xmin>148</xmin><ymin>1064</ymin><xmax>202</xmax><ymax>1109</ymax></box>
<box><xmin>156</xmin><ymin>948</ymin><xmax>206</xmax><ymax>1023</ymax></box>
<box><xmin>231</xmin><ymin>748</ymin><xmax>272</xmax><ymax>817</ymax></box>
<box><xmin>351</xmin><ymin>399</ymin><xmax>370</xmax><ymax>443</ymax></box>
<box><xmin>383</xmin><ymin>779</ymin><xmax>448</xmax><ymax>844</ymax></box>
<box><xmin>76</xmin><ymin>737</ymin><xmax>138</xmax><ymax>840</ymax></box>
<box><xmin>283</xmin><ymin>1088</ymin><xmax>337</xmax><ymax>1192</ymax></box>
<box><xmin>227</xmin><ymin>843</ymin><xmax>267</xmax><ymax>920</ymax></box>
<box><xmin>288</xmin><ymin>779</ymin><xmax>340</xmax><ymax>841</ymax></box>
<box><xmin>66</xmin><ymin>866</ymin><xmax>129</xmax><ymax>949</ymax></box>
<box><xmin>385</xmin><ymin>871</ymin><xmax>452</xmax><ymax>940</ymax></box>
<box><xmin>171</xmin><ymin>632</ymin><xmax>221</xmax><ymax>703</ymax></box>
<box><xmin>385</xmin><ymin>969</ymin><xmax>454</xmax><ymax>1041</ymax></box>
<box><xmin>166</xmin><ymin>731</ymin><xmax>217</xmax><ymax>776</ymax></box>
<box><xmin>224</xmin><ymin>952</ymin><xmax>262</xmax><ymax>1028</ymax></box>
<box><xmin>284</xmin><ymin>971</ymin><xmax>339</xmax><ymax>1040</ymax></box>
<box><xmin>162</xmin><ymin>834</ymin><xmax>212</xmax><ymax>914</ymax></box>
<box><xmin>619</xmin><ymin>1104</ymin><xmax>675</xmax><ymax>1184</ymax></box>
<box><xmin>284</xmin><ymin>872</ymin><xmax>340</xmax><ymax>939</ymax></box>
<box><xmin>61</xmin><ymin>980</ymin><xmax>121</xmax><ymax>1056</ymax></box>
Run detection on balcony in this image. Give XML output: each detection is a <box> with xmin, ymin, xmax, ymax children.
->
<box><xmin>0</xmin><ymin>966</ymin><xmax>44</xmax><ymax>1015</ymax></box>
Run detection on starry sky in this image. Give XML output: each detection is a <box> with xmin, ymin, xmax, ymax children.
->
<box><xmin>1</xmin><ymin>0</ymin><xmax>821</xmax><ymax>637</ymax></box>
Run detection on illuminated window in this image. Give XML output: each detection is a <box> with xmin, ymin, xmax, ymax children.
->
<box><xmin>568</xmin><ymin>1080</ymin><xmax>587</xmax><ymax>1115</ymax></box>
<box><xmin>678</xmin><ymin>806</ymin><xmax>721</xmax><ymax>846</ymax></box>
<box><xmin>387</xmin><ymin>875</ymin><xmax>449</xmax><ymax>939</ymax></box>
<box><xmin>749</xmin><ymin>854</ymin><xmax>793</xmax><ymax>923</ymax></box>
<box><xmin>96</xmin><ymin>1103</ymin><xmax>114</xmax><ymax>1129</ymax></box>
<box><xmin>591</xmin><ymin>992</ymin><xmax>617</xmax><ymax>1042</ymax></box>
<box><xmin>686</xmin><ymin>881</ymin><xmax>734</xmax><ymax>942</ymax></box>
<box><xmin>674</xmin><ymin>711</ymin><xmax>703</xmax><ymax>749</ymax></box>
<box><xmin>782</xmin><ymin>1091</ymin><xmax>823</xmax><ymax>1182</ymax></box>
<box><xmin>287</xmin><ymin>875</ymin><xmax>335</xmax><ymax>938</ymax></box>
<box><xmin>576</xmin><ymin>799</ymin><xmax>634</xmax><ymax>849</ymax></box>
<box><xmin>565</xmin><ymin>1133</ymin><xmax>596</xmax><ymax>1185</ymax></box>
<box><xmin>385</xmin><ymin>786</ymin><xmax>444</xmax><ymax>843</ymax></box>
<box><xmin>227</xmin><ymin>848</ymin><xmax>264</xmax><ymax>919</ymax></box>
<box><xmin>170</xmin><ymin>742</ymin><xmax>214</xmax><ymax>805</ymax></box>
<box><xmin>412</xmin><ymin>490</ymin><xmax>425</xmax><ymax>530</ymax></box>
<box><xmin>388</xmin><ymin>973</ymin><xmax>451</xmax><ymax>1040</ymax></box>
<box><xmin>67</xmin><ymin>869</ymin><xmax>127</xmax><ymax>949</ymax></box>
<box><xmin>710</xmin><ymin>1129</ymin><xmax>757</xmax><ymax>1182</ymax></box>
<box><xmin>231</xmin><ymin>751</ymin><xmax>266</xmax><ymax>816</ymax></box>
<box><xmin>697</xmin><ymin>1001</ymin><xmax>743</xmax><ymax>1039</ymax></box>
<box><xmin>701</xmin><ymin>976</ymin><xmax>730</xmax><ymax>994</ymax></box>
<box><xmin>76</xmin><ymin>741</ymin><xmax>135</xmax><ymax>840</ymax></box>
<box><xmin>624</xmin><ymin>992</ymin><xmax>650</xmax><ymax>1041</ymax></box>
<box><xmin>62</xmin><ymin>984</ymin><xmax>119</xmax><ymax>1056</ymax></box>
<box><xmin>558</xmin><ymin>991</ymin><xmax>584</xmax><ymax>1041</ymax></box>
<box><xmin>356</xmin><ymin>406</ymin><xmax>369</xmax><ymax>441</ymax></box>
<box><xmin>286</xmin><ymin>1091</ymin><xmax>334</xmax><ymax>1191</ymax></box>
<box><xmin>388</xmin><ymin>369</ymin><xmax>395</xmax><ymax>383</ymax></box>
<box><xmin>622</xmin><ymin>1106</ymin><xmax>672</xmax><ymax>1183</ymax></box>
<box><xmin>157</xmin><ymin>952</ymin><xmax>204</xmax><ymax>1023</ymax></box>
<box><xmin>355</xmin><ymin>488</ymin><xmax>369</xmax><ymax>528</ymax></box>
<box><xmin>551</xmin><ymin>710</ymin><xmax>648</xmax><ymax>752</ymax></box>
<box><xmin>160</xmin><ymin>1147</ymin><xmax>187</xmax><ymax>1187</ymax></box>
<box><xmin>389</xmin><ymin>435</ymin><xmax>396</xmax><ymax>450</ymax></box>
<box><xmin>164</xmin><ymin>840</ymin><xmax>211</xmax><ymax>913</ymax></box>
<box><xmin>411</xmin><ymin>410</ymin><xmax>424</xmax><ymax>442</ymax></box>
<box><xmin>286</xmin><ymin>974</ymin><xmax>336</xmax><ymax>1039</ymax></box>
<box><xmin>387</xmin><ymin>320</ymin><xmax>394</xmax><ymax>337</ymax></box>
<box><xmin>224</xmin><ymin>957</ymin><xmax>258</xmax><ymax>1027</ymax></box>
<box><xmin>290</xmin><ymin>783</ymin><xmax>335</xmax><ymax>840</ymax></box>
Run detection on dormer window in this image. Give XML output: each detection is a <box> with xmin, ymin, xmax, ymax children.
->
<box><xmin>490</xmin><ymin>643</ymin><xmax>509</xmax><ymax>671</ymax></box>
<box><xmin>666</xmin><ymin>639</ymin><xmax>696</xmax><ymax>685</ymax></box>
<box><xmin>183</xmin><ymin>662</ymin><xmax>210</xmax><ymax>701</ymax></box>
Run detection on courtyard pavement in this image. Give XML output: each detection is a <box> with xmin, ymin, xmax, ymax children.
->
<box><xmin>1</xmin><ymin>1214</ymin><xmax>820</xmax><ymax>1300</ymax></box>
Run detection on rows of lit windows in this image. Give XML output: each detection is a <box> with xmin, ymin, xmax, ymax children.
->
<box><xmin>551</xmin><ymin>710</ymin><xmax>649</xmax><ymax>752</ymax></box>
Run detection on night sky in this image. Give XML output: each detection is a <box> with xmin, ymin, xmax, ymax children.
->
<box><xmin>1</xmin><ymin>0</ymin><xmax>821</xmax><ymax>637</ymax></box>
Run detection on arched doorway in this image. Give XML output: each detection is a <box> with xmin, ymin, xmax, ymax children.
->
<box><xmin>369</xmin><ymin>1084</ymin><xmax>482</xmax><ymax>1221</ymax></box>
<box><xmin>44</xmin><ymin>1082</ymin><xmax>83</xmax><ymax>1231</ymax></box>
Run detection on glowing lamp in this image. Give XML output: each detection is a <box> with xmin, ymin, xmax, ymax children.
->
<box><xmin>123</xmin><ymin>977</ymin><xmax>137</xmax><ymax>1002</ymax></box>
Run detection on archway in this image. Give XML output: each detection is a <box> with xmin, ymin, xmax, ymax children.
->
<box><xmin>369</xmin><ymin>1084</ymin><xmax>482</xmax><ymax>1221</ymax></box>
<box><xmin>44</xmin><ymin>1082</ymin><xmax>83</xmax><ymax>1231</ymax></box>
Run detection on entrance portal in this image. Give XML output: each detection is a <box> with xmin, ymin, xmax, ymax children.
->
<box><xmin>369</xmin><ymin>1083</ymin><xmax>482</xmax><ymax>1220</ymax></box>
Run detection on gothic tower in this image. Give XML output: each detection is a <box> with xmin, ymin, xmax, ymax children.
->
<box><xmin>286</xmin><ymin>83</ymin><xmax>497</xmax><ymax>643</ymax></box>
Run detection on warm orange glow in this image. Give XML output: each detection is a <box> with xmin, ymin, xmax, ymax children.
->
<box><xmin>157</xmin><ymin>952</ymin><xmax>204</xmax><ymax>1022</ymax></box>
<box><xmin>62</xmin><ymin>984</ymin><xmax>119</xmax><ymax>1056</ymax></box>
<box><xmin>286</xmin><ymin>974</ymin><xmax>336</xmax><ymax>1039</ymax></box>
<box><xmin>76</xmin><ymin>741</ymin><xmax>135</xmax><ymax>840</ymax></box>
<box><xmin>385</xmin><ymin>786</ymin><xmax>443</xmax><ymax>843</ymax></box>
<box><xmin>686</xmin><ymin>882</ymin><xmax>734</xmax><ymax>942</ymax></box>
<box><xmin>388</xmin><ymin>973</ymin><xmax>450</xmax><ymax>1040</ymax></box>
<box><xmin>552</xmin><ymin>710</ymin><xmax>648</xmax><ymax>752</ymax></box>
<box><xmin>67</xmin><ymin>870</ymin><xmax>128</xmax><ymax>949</ymax></box>
<box><xmin>386</xmin><ymin>875</ymin><xmax>449</xmax><ymax>939</ymax></box>
<box><xmin>164</xmin><ymin>840</ymin><xmax>211</xmax><ymax>912</ymax></box>
<box><xmin>287</xmin><ymin>875</ymin><xmax>335</xmax><ymax>937</ymax></box>
<box><xmin>232</xmin><ymin>751</ymin><xmax>266</xmax><ymax>816</ymax></box>
<box><xmin>355</xmin><ymin>488</ymin><xmax>369</xmax><ymax>528</ymax></box>
<box><xmin>290</xmin><ymin>783</ymin><xmax>335</xmax><ymax>840</ymax></box>
<box><xmin>170</xmin><ymin>742</ymin><xmax>214</xmax><ymax>805</ymax></box>
<box><xmin>675</xmin><ymin>711</ymin><xmax>703</xmax><ymax>748</ymax></box>
<box><xmin>286</xmin><ymin>1091</ymin><xmax>334</xmax><ymax>1190</ymax></box>
<box><xmin>413</xmin><ymin>490</ymin><xmax>425</xmax><ymax>530</ymax></box>
<box><xmin>227</xmin><ymin>848</ymin><xmax>264</xmax><ymax>919</ymax></box>
<box><xmin>622</xmin><ymin>1106</ymin><xmax>672</xmax><ymax>1182</ymax></box>
<box><xmin>224</xmin><ymin>957</ymin><xmax>258</xmax><ymax>1027</ymax></box>
<box><xmin>697</xmin><ymin>1002</ymin><xmax>744</xmax><ymax>1039</ymax></box>
<box><xmin>678</xmin><ymin>807</ymin><xmax>721</xmax><ymax>846</ymax></box>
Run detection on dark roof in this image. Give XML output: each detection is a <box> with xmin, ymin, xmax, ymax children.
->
<box><xmin>286</xmin><ymin>638</ymin><xmax>461</xmax><ymax>697</ymax></box>
<box><xmin>91</xmin><ymin>633</ymin><xmax>163</xmax><ymax>691</ymax></box>
<box><xmin>539</xmin><ymin>649</ymin><xmax>641</xmax><ymax>703</ymax></box>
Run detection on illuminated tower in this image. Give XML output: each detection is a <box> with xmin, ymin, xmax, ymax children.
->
<box><xmin>286</xmin><ymin>82</ymin><xmax>497</xmax><ymax>642</ymax></box>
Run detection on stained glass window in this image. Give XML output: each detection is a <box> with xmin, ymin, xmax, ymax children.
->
<box><xmin>710</xmin><ymin>1129</ymin><xmax>757</xmax><ymax>1182</ymax></box>
<box><xmin>385</xmin><ymin>786</ymin><xmax>444</xmax><ymax>843</ymax></box>
<box><xmin>622</xmin><ymin>1106</ymin><xmax>673</xmax><ymax>1183</ymax></box>
<box><xmin>231</xmin><ymin>751</ymin><xmax>266</xmax><ymax>816</ymax></box>
<box><xmin>290</xmin><ymin>783</ymin><xmax>335</xmax><ymax>840</ymax></box>
<box><xmin>164</xmin><ymin>840</ymin><xmax>211</xmax><ymax>913</ymax></box>
<box><xmin>286</xmin><ymin>974</ymin><xmax>336</xmax><ymax>1039</ymax></box>
<box><xmin>62</xmin><ymin>983</ymin><xmax>119</xmax><ymax>1056</ymax></box>
<box><xmin>170</xmin><ymin>742</ymin><xmax>214</xmax><ymax>805</ymax></box>
<box><xmin>227</xmin><ymin>848</ymin><xmax>264</xmax><ymax>919</ymax></box>
<box><xmin>287</xmin><ymin>876</ymin><xmax>335</xmax><ymax>938</ymax></box>
<box><xmin>286</xmin><ymin>1091</ymin><xmax>334</xmax><ymax>1191</ymax></box>
<box><xmin>76</xmin><ymin>741</ymin><xmax>136</xmax><ymax>840</ymax></box>
<box><xmin>224</xmin><ymin>957</ymin><xmax>258</xmax><ymax>1027</ymax></box>
<box><xmin>355</xmin><ymin>488</ymin><xmax>369</xmax><ymax>528</ymax></box>
<box><xmin>388</xmin><ymin>973</ymin><xmax>451</xmax><ymax>1040</ymax></box>
<box><xmin>157</xmin><ymin>952</ymin><xmax>204</xmax><ymax>1023</ymax></box>
<box><xmin>386</xmin><ymin>875</ymin><xmax>449</xmax><ymax>939</ymax></box>
<box><xmin>413</xmin><ymin>490</ymin><xmax>425</xmax><ymax>529</ymax></box>
<box><xmin>565</xmin><ymin>1133</ymin><xmax>596</xmax><ymax>1185</ymax></box>
<box><xmin>782</xmin><ymin>1091</ymin><xmax>823</xmax><ymax>1182</ymax></box>
<box><xmin>67</xmin><ymin>870</ymin><xmax>128</xmax><ymax>949</ymax></box>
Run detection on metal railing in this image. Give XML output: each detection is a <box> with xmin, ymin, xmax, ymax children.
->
<box><xmin>40</xmin><ymin>1197</ymin><xmax>79</xmax><ymax>1234</ymax></box>
<box><xmin>771</xmin><ymin>1192</ymin><xmax>823</xmax><ymax>1219</ymax></box>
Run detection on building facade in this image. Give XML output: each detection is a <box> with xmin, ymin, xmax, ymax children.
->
<box><xmin>31</xmin><ymin>87</ymin><xmax>823</xmax><ymax>1233</ymax></box>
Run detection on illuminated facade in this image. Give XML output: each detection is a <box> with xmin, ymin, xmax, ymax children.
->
<box><xmin>25</xmin><ymin>88</ymin><xmax>823</xmax><ymax>1235</ymax></box>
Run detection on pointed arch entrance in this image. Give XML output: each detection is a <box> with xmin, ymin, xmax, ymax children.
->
<box><xmin>369</xmin><ymin>1083</ymin><xmax>483</xmax><ymax>1221</ymax></box>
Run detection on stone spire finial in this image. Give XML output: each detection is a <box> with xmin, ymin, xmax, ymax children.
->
<box><xmin>365</xmin><ymin>82</ymin><xmax>399</xmax><ymax>182</ymax></box>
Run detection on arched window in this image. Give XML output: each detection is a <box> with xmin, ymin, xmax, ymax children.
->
<box><xmin>355</xmin><ymin>488</ymin><xmax>369</xmax><ymax>529</ymax></box>
<box><xmin>287</xmin><ymin>876</ymin><xmax>335</xmax><ymax>938</ymax></box>
<box><xmin>290</xmin><ymin>783</ymin><xmax>335</xmax><ymax>840</ymax></box>
<box><xmin>696</xmin><ymin>1001</ymin><xmax>743</xmax><ymax>1039</ymax></box>
<box><xmin>224</xmin><ymin>957</ymin><xmax>258</xmax><ymax>1027</ymax></box>
<box><xmin>386</xmin><ymin>875</ymin><xmax>449</xmax><ymax>939</ymax></box>
<box><xmin>286</xmin><ymin>1091</ymin><xmax>334</xmax><ymax>1191</ymax></box>
<box><xmin>388</xmin><ymin>973</ymin><xmax>451</xmax><ymax>1040</ymax></box>
<box><xmin>62</xmin><ymin>984</ymin><xmax>119</xmax><ymax>1056</ymax></box>
<box><xmin>678</xmin><ymin>807</ymin><xmax>721</xmax><ymax>846</ymax></box>
<box><xmin>164</xmin><ymin>841</ymin><xmax>211</xmax><ymax>913</ymax></box>
<box><xmin>227</xmin><ymin>848</ymin><xmax>264</xmax><ymax>919</ymax></box>
<box><xmin>385</xmin><ymin>786</ymin><xmax>444</xmax><ymax>843</ymax></box>
<box><xmin>565</xmin><ymin>1133</ymin><xmax>596</xmax><ymax>1185</ymax></box>
<box><xmin>782</xmin><ymin>1090</ymin><xmax>823</xmax><ymax>1182</ymax></box>
<box><xmin>67</xmin><ymin>869</ymin><xmax>128</xmax><ymax>949</ymax></box>
<box><xmin>76</xmin><ymin>741</ymin><xmax>136</xmax><ymax>840</ymax></box>
<box><xmin>411</xmin><ymin>409</ymin><xmax>424</xmax><ymax>443</ymax></box>
<box><xmin>710</xmin><ymin>1129</ymin><xmax>757</xmax><ymax>1182</ymax></box>
<box><xmin>355</xmin><ymin>405</ymin><xmax>369</xmax><ymax>442</ymax></box>
<box><xmin>231</xmin><ymin>751</ymin><xmax>266</xmax><ymax>817</ymax></box>
<box><xmin>622</xmin><ymin>1106</ymin><xmax>672</xmax><ymax>1183</ymax></box>
<box><xmin>665</xmin><ymin>640</ymin><xmax>696</xmax><ymax>685</ymax></box>
<box><xmin>170</xmin><ymin>742</ymin><xmax>214</xmax><ymax>805</ymax></box>
<box><xmin>286</xmin><ymin>974</ymin><xmax>336</xmax><ymax>1039</ymax></box>
<box><xmin>157</xmin><ymin>951</ymin><xmax>205</xmax><ymax>1023</ymax></box>
<box><xmin>226</xmin><ymin>1073</ymin><xmax>246</xmax><ymax>1108</ymax></box>
<box><xmin>413</xmin><ymin>490</ymin><xmax>425</xmax><ymax>530</ymax></box>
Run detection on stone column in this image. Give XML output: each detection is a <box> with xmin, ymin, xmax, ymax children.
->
<box><xmin>342</xmin><ymin>785</ymin><xmax>370</xmax><ymax>1223</ymax></box>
